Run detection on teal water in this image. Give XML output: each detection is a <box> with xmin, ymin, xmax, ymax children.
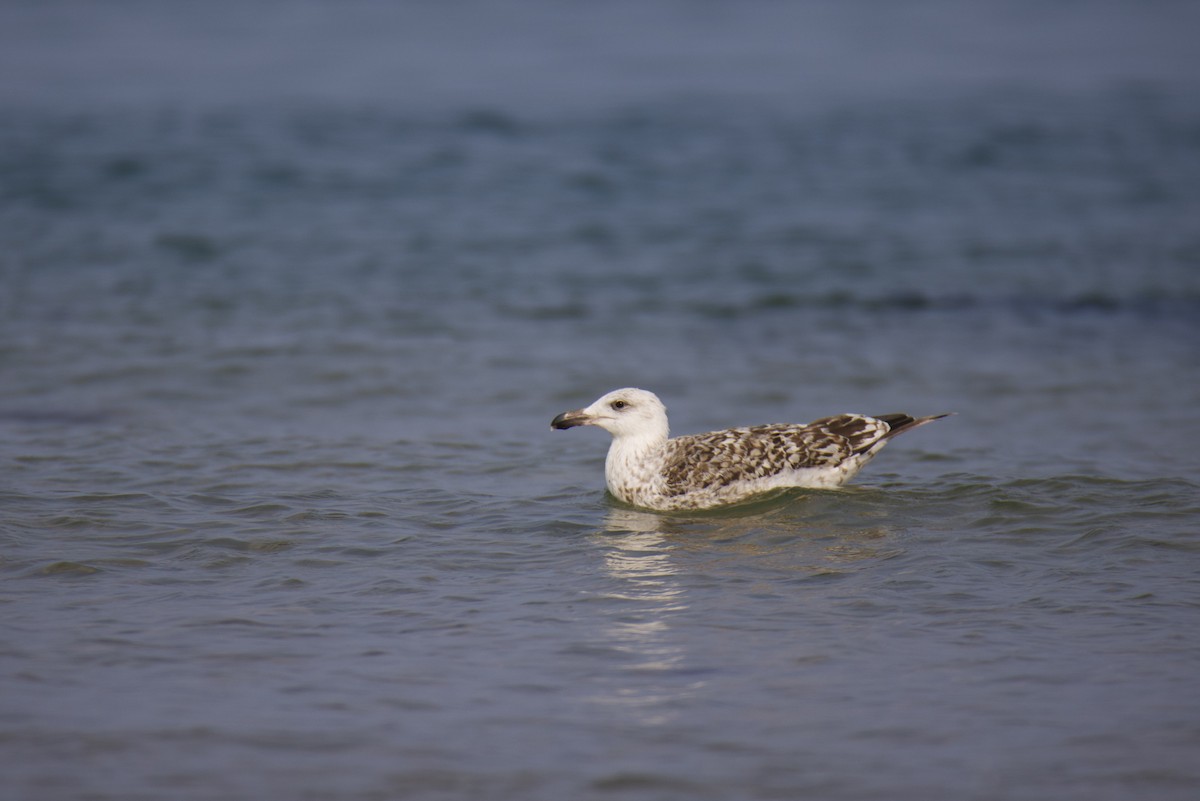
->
<box><xmin>3</xmin><ymin>2</ymin><xmax>1200</xmax><ymax>799</ymax></box>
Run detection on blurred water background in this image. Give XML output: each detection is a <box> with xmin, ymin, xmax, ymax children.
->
<box><xmin>2</xmin><ymin>1</ymin><xmax>1199</xmax><ymax>799</ymax></box>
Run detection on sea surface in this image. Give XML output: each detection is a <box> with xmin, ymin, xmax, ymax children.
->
<box><xmin>3</xmin><ymin>2</ymin><xmax>1200</xmax><ymax>800</ymax></box>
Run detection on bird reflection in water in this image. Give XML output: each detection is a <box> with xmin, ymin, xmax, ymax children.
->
<box><xmin>585</xmin><ymin>494</ymin><xmax>905</xmax><ymax>723</ymax></box>
<box><xmin>583</xmin><ymin>507</ymin><xmax>695</xmax><ymax>725</ymax></box>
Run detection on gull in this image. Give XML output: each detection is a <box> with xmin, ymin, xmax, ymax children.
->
<box><xmin>551</xmin><ymin>388</ymin><xmax>949</xmax><ymax>511</ymax></box>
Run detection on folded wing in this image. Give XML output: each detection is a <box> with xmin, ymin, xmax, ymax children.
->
<box><xmin>662</xmin><ymin>414</ymin><xmax>893</xmax><ymax>495</ymax></box>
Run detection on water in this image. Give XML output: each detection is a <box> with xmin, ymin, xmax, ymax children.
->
<box><xmin>3</xmin><ymin>2</ymin><xmax>1200</xmax><ymax>799</ymax></box>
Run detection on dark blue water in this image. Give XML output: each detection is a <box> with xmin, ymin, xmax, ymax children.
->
<box><xmin>3</xmin><ymin>2</ymin><xmax>1200</xmax><ymax>799</ymax></box>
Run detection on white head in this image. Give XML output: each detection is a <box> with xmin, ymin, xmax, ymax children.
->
<box><xmin>550</xmin><ymin>388</ymin><xmax>669</xmax><ymax>442</ymax></box>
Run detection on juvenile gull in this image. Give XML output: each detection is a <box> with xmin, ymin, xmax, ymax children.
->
<box><xmin>551</xmin><ymin>388</ymin><xmax>950</xmax><ymax>511</ymax></box>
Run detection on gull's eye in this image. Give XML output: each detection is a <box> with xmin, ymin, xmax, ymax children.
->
<box><xmin>611</xmin><ymin>400</ymin><xmax>628</xmax><ymax>410</ymax></box>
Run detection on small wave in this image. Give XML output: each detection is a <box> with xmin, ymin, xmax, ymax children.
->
<box><xmin>0</xmin><ymin>409</ymin><xmax>111</xmax><ymax>425</ymax></box>
<box><xmin>694</xmin><ymin>291</ymin><xmax>1200</xmax><ymax>319</ymax></box>
<box><xmin>934</xmin><ymin>473</ymin><xmax>1200</xmax><ymax>549</ymax></box>
<box><xmin>203</xmin><ymin>536</ymin><xmax>296</xmax><ymax>553</ymax></box>
<box><xmin>31</xmin><ymin>560</ymin><xmax>102</xmax><ymax>576</ymax></box>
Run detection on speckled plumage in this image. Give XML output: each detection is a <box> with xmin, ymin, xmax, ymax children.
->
<box><xmin>551</xmin><ymin>388</ymin><xmax>949</xmax><ymax>511</ymax></box>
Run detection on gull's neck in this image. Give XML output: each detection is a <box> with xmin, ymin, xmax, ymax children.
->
<box><xmin>604</xmin><ymin>424</ymin><xmax>670</xmax><ymax>505</ymax></box>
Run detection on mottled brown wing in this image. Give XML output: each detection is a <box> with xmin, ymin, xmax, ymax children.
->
<box><xmin>662</xmin><ymin>415</ymin><xmax>891</xmax><ymax>495</ymax></box>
